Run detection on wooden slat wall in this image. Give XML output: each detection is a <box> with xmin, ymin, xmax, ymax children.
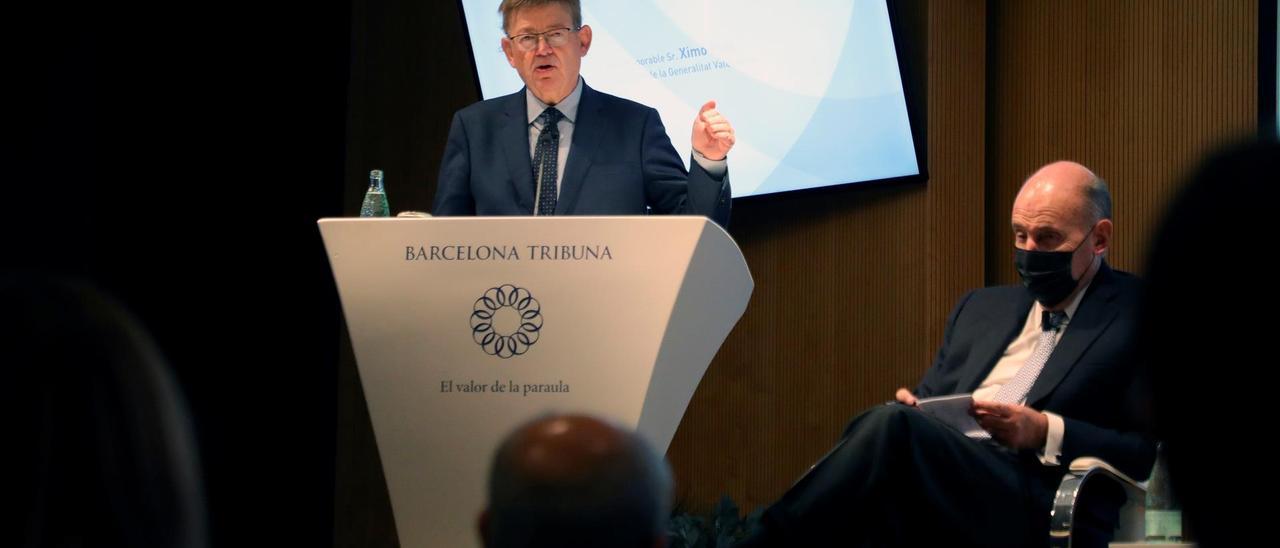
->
<box><xmin>665</xmin><ymin>0</ymin><xmax>988</xmax><ymax>513</ymax></box>
<box><xmin>985</xmin><ymin>0</ymin><xmax>1258</xmax><ymax>285</ymax></box>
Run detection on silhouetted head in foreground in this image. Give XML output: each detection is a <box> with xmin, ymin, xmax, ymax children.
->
<box><xmin>480</xmin><ymin>413</ymin><xmax>673</xmax><ymax>548</ymax></box>
<box><xmin>1138</xmin><ymin>138</ymin><xmax>1280</xmax><ymax>547</ymax></box>
<box><xmin>2</xmin><ymin>275</ymin><xmax>207</xmax><ymax>548</ymax></box>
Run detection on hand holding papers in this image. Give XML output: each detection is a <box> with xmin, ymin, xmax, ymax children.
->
<box><xmin>915</xmin><ymin>393</ymin><xmax>986</xmax><ymax>438</ymax></box>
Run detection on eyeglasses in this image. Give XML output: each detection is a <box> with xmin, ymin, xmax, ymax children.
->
<box><xmin>506</xmin><ymin>27</ymin><xmax>580</xmax><ymax>52</ymax></box>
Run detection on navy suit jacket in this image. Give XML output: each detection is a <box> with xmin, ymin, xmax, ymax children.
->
<box><xmin>432</xmin><ymin>82</ymin><xmax>732</xmax><ymax>226</ymax></box>
<box><xmin>915</xmin><ymin>262</ymin><xmax>1156</xmax><ymax>481</ymax></box>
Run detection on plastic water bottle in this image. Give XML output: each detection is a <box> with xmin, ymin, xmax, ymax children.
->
<box><xmin>359</xmin><ymin>169</ymin><xmax>390</xmax><ymax>217</ymax></box>
<box><xmin>1144</xmin><ymin>444</ymin><xmax>1182</xmax><ymax>541</ymax></box>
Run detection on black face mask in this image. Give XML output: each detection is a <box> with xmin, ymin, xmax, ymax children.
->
<box><xmin>1014</xmin><ymin>228</ymin><xmax>1094</xmax><ymax>308</ymax></box>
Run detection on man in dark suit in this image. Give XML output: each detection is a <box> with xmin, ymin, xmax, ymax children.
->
<box><xmin>432</xmin><ymin>0</ymin><xmax>735</xmax><ymax>226</ymax></box>
<box><xmin>743</xmin><ymin>161</ymin><xmax>1156</xmax><ymax>547</ymax></box>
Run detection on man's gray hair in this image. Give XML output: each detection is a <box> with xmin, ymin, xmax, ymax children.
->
<box><xmin>1083</xmin><ymin>175</ymin><xmax>1112</xmax><ymax>224</ymax></box>
<box><xmin>497</xmin><ymin>0</ymin><xmax>582</xmax><ymax>34</ymax></box>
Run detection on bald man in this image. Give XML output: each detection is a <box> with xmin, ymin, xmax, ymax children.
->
<box><xmin>479</xmin><ymin>414</ymin><xmax>673</xmax><ymax>548</ymax></box>
<box><xmin>743</xmin><ymin>162</ymin><xmax>1156</xmax><ymax>547</ymax></box>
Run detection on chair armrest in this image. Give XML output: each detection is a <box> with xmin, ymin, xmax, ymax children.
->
<box><xmin>1067</xmin><ymin>457</ymin><xmax>1146</xmax><ymax>488</ymax></box>
<box><xmin>1049</xmin><ymin>457</ymin><xmax>1148</xmax><ymax>547</ymax></box>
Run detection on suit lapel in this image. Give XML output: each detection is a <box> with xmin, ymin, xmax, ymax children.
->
<box><xmin>556</xmin><ymin>82</ymin><xmax>599</xmax><ymax>215</ymax></box>
<box><xmin>500</xmin><ymin>90</ymin><xmax>535</xmax><ymax>214</ymax></box>
<box><xmin>1026</xmin><ymin>263</ymin><xmax>1120</xmax><ymax>406</ymax></box>
<box><xmin>958</xmin><ymin>290</ymin><xmax>1034</xmax><ymax>394</ymax></box>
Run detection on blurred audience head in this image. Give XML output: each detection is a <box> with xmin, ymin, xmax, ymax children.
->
<box><xmin>1138</xmin><ymin>137</ymin><xmax>1280</xmax><ymax>546</ymax></box>
<box><xmin>480</xmin><ymin>413</ymin><xmax>673</xmax><ymax>548</ymax></box>
<box><xmin>2</xmin><ymin>275</ymin><xmax>207</xmax><ymax>548</ymax></box>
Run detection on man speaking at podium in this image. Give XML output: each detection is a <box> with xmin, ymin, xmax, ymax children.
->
<box><xmin>431</xmin><ymin>0</ymin><xmax>735</xmax><ymax>227</ymax></box>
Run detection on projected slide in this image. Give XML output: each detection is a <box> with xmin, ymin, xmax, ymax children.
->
<box><xmin>460</xmin><ymin>0</ymin><xmax>920</xmax><ymax>198</ymax></box>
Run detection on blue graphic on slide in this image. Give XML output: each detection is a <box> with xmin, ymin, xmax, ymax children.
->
<box><xmin>460</xmin><ymin>0</ymin><xmax>919</xmax><ymax>197</ymax></box>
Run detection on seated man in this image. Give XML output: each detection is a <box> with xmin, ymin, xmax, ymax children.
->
<box><xmin>479</xmin><ymin>413</ymin><xmax>673</xmax><ymax>548</ymax></box>
<box><xmin>743</xmin><ymin>161</ymin><xmax>1156</xmax><ymax>547</ymax></box>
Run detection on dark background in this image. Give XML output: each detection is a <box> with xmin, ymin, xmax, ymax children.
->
<box><xmin>7</xmin><ymin>1</ymin><xmax>350</xmax><ymax>545</ymax></box>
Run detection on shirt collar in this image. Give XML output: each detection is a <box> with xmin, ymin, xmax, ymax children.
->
<box><xmin>526</xmin><ymin>76</ymin><xmax>583</xmax><ymax>126</ymax></box>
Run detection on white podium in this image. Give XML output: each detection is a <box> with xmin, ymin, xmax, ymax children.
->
<box><xmin>319</xmin><ymin>216</ymin><xmax>753</xmax><ymax>548</ymax></box>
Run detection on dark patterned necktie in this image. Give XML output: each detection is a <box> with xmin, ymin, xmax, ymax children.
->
<box><xmin>533</xmin><ymin>107</ymin><xmax>563</xmax><ymax>215</ymax></box>
<box><xmin>970</xmin><ymin>310</ymin><xmax>1067</xmax><ymax>440</ymax></box>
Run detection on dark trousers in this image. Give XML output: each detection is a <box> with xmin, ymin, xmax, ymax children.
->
<box><xmin>746</xmin><ymin>404</ymin><xmax>1059</xmax><ymax>548</ymax></box>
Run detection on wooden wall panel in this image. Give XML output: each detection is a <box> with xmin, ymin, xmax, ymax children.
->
<box><xmin>985</xmin><ymin>0</ymin><xmax>1258</xmax><ymax>285</ymax></box>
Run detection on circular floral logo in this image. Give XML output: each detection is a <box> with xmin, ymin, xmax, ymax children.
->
<box><xmin>470</xmin><ymin>284</ymin><xmax>543</xmax><ymax>358</ymax></box>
